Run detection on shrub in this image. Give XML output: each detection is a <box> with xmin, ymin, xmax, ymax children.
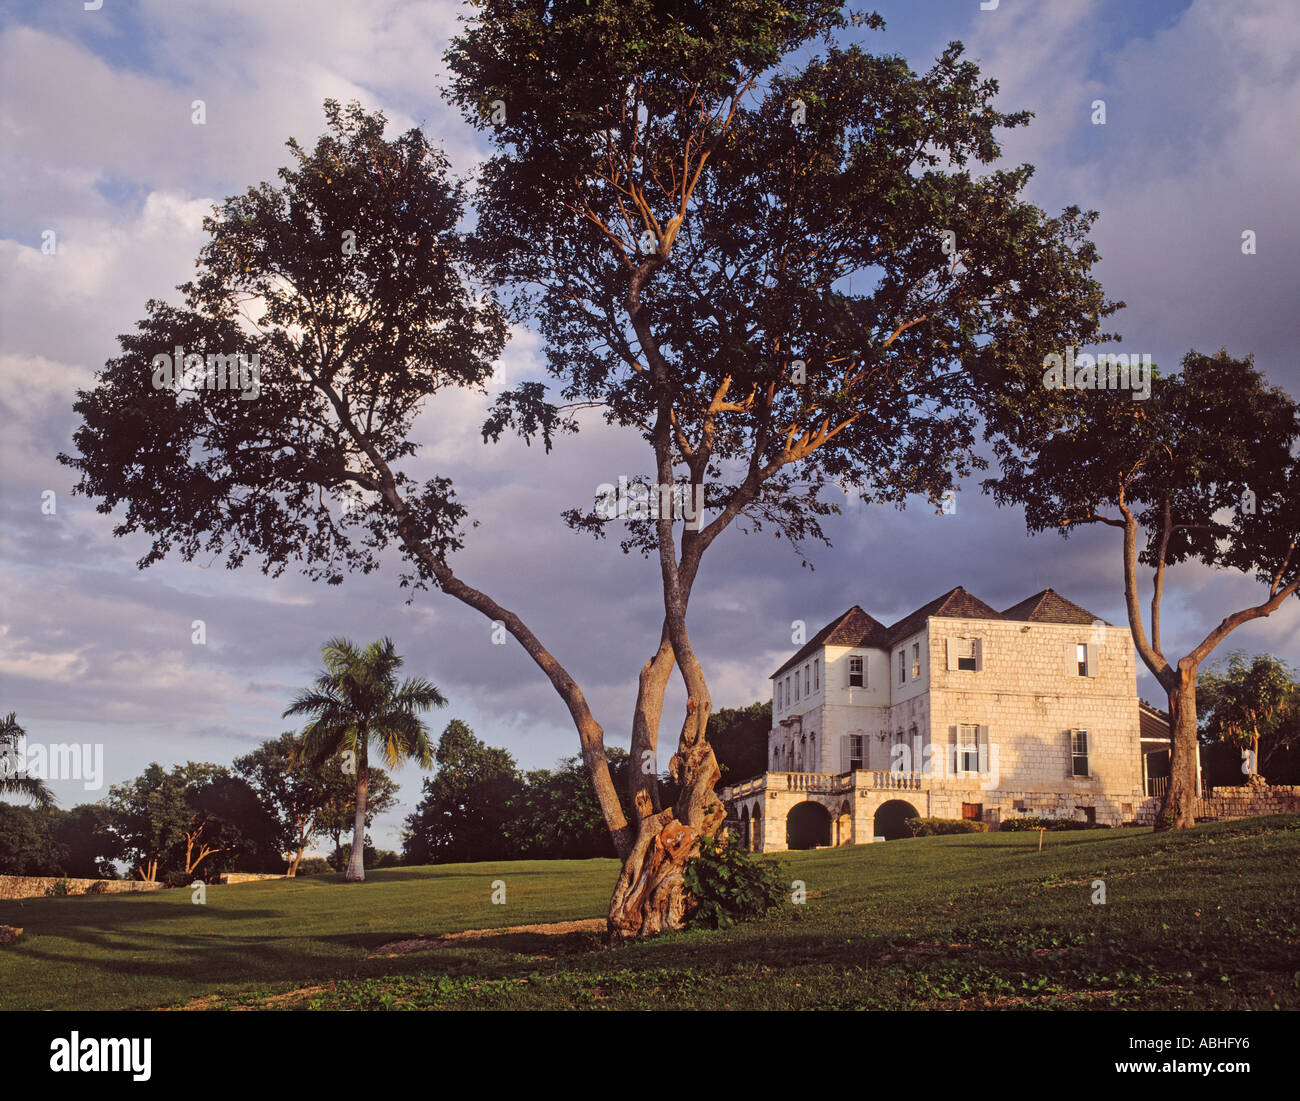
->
<box><xmin>1001</xmin><ymin>817</ymin><xmax>1109</xmax><ymax>832</ymax></box>
<box><xmin>46</xmin><ymin>877</ymin><xmax>73</xmax><ymax>897</ymax></box>
<box><xmin>683</xmin><ymin>834</ymin><xmax>785</xmax><ymax>930</ymax></box>
<box><xmin>293</xmin><ymin>857</ymin><xmax>332</xmax><ymax>876</ymax></box>
<box><xmin>904</xmin><ymin>817</ymin><xmax>988</xmax><ymax>837</ymax></box>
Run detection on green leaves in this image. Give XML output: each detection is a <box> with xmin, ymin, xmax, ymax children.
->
<box><xmin>683</xmin><ymin>834</ymin><xmax>784</xmax><ymax>928</ymax></box>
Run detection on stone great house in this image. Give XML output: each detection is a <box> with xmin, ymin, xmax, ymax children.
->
<box><xmin>721</xmin><ymin>587</ymin><xmax>1155</xmax><ymax>851</ymax></box>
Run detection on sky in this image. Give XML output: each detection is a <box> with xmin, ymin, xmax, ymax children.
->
<box><xmin>1</xmin><ymin>0</ymin><xmax>1297</xmax><ymax>851</ymax></box>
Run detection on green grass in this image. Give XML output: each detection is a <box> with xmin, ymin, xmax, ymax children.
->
<box><xmin>2</xmin><ymin>817</ymin><xmax>1297</xmax><ymax>1011</ymax></box>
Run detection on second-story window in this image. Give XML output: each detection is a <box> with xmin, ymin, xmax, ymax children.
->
<box><xmin>958</xmin><ymin>638</ymin><xmax>978</xmax><ymax>672</ymax></box>
<box><xmin>912</xmin><ymin>642</ymin><xmax>921</xmax><ymax>680</ymax></box>
<box><xmin>848</xmin><ymin>655</ymin><xmax>864</xmax><ymax>687</ymax></box>
<box><xmin>1071</xmin><ymin>729</ymin><xmax>1090</xmax><ymax>777</ymax></box>
<box><xmin>1077</xmin><ymin>643</ymin><xmax>1088</xmax><ymax>676</ymax></box>
<box><xmin>814</xmin><ymin>658</ymin><xmax>820</xmax><ymax>691</ymax></box>
<box><xmin>898</xmin><ymin>649</ymin><xmax>906</xmax><ymax>685</ymax></box>
<box><xmin>793</xmin><ymin>673</ymin><xmax>799</xmax><ymax>702</ymax></box>
<box><xmin>785</xmin><ymin>676</ymin><xmax>791</xmax><ymax>706</ymax></box>
<box><xmin>805</xmin><ymin>664</ymin><xmax>811</xmax><ymax>696</ymax></box>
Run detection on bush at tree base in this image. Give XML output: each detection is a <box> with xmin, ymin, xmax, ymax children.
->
<box><xmin>683</xmin><ymin>835</ymin><xmax>785</xmax><ymax>930</ymax></box>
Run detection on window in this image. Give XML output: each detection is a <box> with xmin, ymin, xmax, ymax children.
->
<box><xmin>784</xmin><ymin>676</ymin><xmax>791</xmax><ymax>708</ymax></box>
<box><xmin>957</xmin><ymin>638</ymin><xmax>978</xmax><ymax>672</ymax></box>
<box><xmin>950</xmin><ymin>724</ymin><xmax>985</xmax><ymax>774</ymax></box>
<box><xmin>1068</xmin><ymin>641</ymin><xmax>1097</xmax><ymax>677</ymax></box>
<box><xmin>847</xmin><ymin>734</ymin><xmax>866</xmax><ymax>771</ymax></box>
<box><xmin>911</xmin><ymin>642</ymin><xmax>921</xmax><ymax>680</ymax></box>
<box><xmin>848</xmin><ymin>655</ymin><xmax>864</xmax><ymax>688</ymax></box>
<box><xmin>898</xmin><ymin>650</ymin><xmax>906</xmax><ymax>685</ymax></box>
<box><xmin>794</xmin><ymin>672</ymin><xmax>800</xmax><ymax>702</ymax></box>
<box><xmin>1071</xmin><ymin>730</ymin><xmax>1090</xmax><ymax>777</ymax></box>
<box><xmin>805</xmin><ymin>664</ymin><xmax>811</xmax><ymax>696</ymax></box>
<box><xmin>814</xmin><ymin>658</ymin><xmax>820</xmax><ymax>691</ymax></box>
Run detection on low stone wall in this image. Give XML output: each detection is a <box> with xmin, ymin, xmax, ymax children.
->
<box><xmin>0</xmin><ymin>876</ymin><xmax>165</xmax><ymax>901</ymax></box>
<box><xmin>220</xmin><ymin>872</ymin><xmax>286</xmax><ymax>885</ymax></box>
<box><xmin>1135</xmin><ymin>785</ymin><xmax>1300</xmax><ymax>825</ymax></box>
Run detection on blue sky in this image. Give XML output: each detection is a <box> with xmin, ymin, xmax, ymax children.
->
<box><xmin>2</xmin><ymin>0</ymin><xmax>1297</xmax><ymax>851</ymax></box>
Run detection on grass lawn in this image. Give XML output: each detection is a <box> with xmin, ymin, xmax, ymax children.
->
<box><xmin>1</xmin><ymin>816</ymin><xmax>1297</xmax><ymax>1011</ymax></box>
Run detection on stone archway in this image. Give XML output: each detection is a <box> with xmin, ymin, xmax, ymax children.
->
<box><xmin>786</xmin><ymin>801</ymin><xmax>832</xmax><ymax>850</ymax></box>
<box><xmin>873</xmin><ymin>799</ymin><xmax>919</xmax><ymax>841</ymax></box>
<box><xmin>740</xmin><ymin>805</ymin><xmax>751</xmax><ymax>851</ymax></box>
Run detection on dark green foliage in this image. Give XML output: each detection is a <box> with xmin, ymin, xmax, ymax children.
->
<box><xmin>707</xmin><ymin>702</ymin><xmax>770</xmax><ymax>783</ymax></box>
<box><xmin>402</xmin><ymin>720</ymin><xmax>525</xmax><ymax>865</ymax></box>
<box><xmin>683</xmin><ymin>834</ymin><xmax>784</xmax><ymax>929</ymax></box>
<box><xmin>1001</xmin><ymin>817</ymin><xmax>1109</xmax><ymax>832</ymax></box>
<box><xmin>58</xmin><ymin>101</ymin><xmax>506</xmax><ymax>589</ymax></box>
<box><xmin>504</xmin><ymin>750</ymin><xmax>632</xmax><ymax>860</ymax></box>
<box><xmin>905</xmin><ymin>816</ymin><xmax>987</xmax><ymax>836</ymax></box>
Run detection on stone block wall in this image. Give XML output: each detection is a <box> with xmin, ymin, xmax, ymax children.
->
<box><xmin>0</xmin><ymin>875</ymin><xmax>165</xmax><ymax>901</ymax></box>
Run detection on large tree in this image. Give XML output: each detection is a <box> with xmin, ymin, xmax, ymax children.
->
<box><xmin>64</xmin><ymin>4</ymin><xmax>1115</xmax><ymax>935</ymax></box>
<box><xmin>283</xmin><ymin>637</ymin><xmax>443</xmax><ymax>881</ymax></box>
<box><xmin>986</xmin><ymin>350</ymin><xmax>1300</xmax><ymax>828</ymax></box>
<box><xmin>445</xmin><ymin>0</ymin><xmax>1114</xmax><ymax>931</ymax></box>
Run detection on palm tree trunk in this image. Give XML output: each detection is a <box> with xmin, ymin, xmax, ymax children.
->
<box><xmin>346</xmin><ymin>742</ymin><xmax>369</xmax><ymax>882</ymax></box>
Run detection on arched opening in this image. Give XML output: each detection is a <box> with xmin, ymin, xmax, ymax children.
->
<box><xmin>752</xmin><ymin>803</ymin><xmax>763</xmax><ymax>852</ymax></box>
<box><xmin>874</xmin><ymin>799</ymin><xmax>920</xmax><ymax>841</ymax></box>
<box><xmin>740</xmin><ymin>805</ymin><xmax>751</xmax><ymax>852</ymax></box>
<box><xmin>786</xmin><ymin>801</ymin><xmax>832</xmax><ymax>850</ymax></box>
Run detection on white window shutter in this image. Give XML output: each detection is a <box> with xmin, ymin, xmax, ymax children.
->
<box><xmin>978</xmin><ymin>725</ymin><xmax>990</xmax><ymax>773</ymax></box>
<box><xmin>840</xmin><ymin>734</ymin><xmax>850</xmax><ymax>772</ymax></box>
<box><xmin>1065</xmin><ymin>643</ymin><xmax>1077</xmax><ymax>677</ymax></box>
<box><xmin>862</xmin><ymin>656</ymin><xmax>868</xmax><ymax>689</ymax></box>
<box><xmin>1066</xmin><ymin>730</ymin><xmax>1074</xmax><ymax>777</ymax></box>
<box><xmin>947</xmin><ymin>639</ymin><xmax>959</xmax><ymax>671</ymax></box>
<box><xmin>1085</xmin><ymin>641</ymin><xmax>1098</xmax><ymax>677</ymax></box>
<box><xmin>974</xmin><ymin>637</ymin><xmax>984</xmax><ymax>671</ymax></box>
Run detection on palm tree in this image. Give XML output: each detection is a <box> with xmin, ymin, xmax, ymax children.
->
<box><xmin>0</xmin><ymin>712</ymin><xmax>54</xmax><ymax>808</ymax></box>
<box><xmin>283</xmin><ymin>638</ymin><xmax>443</xmax><ymax>882</ymax></box>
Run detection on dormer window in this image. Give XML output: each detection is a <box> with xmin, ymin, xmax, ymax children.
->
<box><xmin>848</xmin><ymin>655</ymin><xmax>864</xmax><ymax>688</ymax></box>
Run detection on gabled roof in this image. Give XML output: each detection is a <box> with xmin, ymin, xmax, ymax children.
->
<box><xmin>770</xmin><ymin>605</ymin><xmax>889</xmax><ymax>680</ymax></box>
<box><xmin>1001</xmin><ymin>588</ymin><xmax>1108</xmax><ymax>626</ymax></box>
<box><xmin>770</xmin><ymin>587</ymin><xmax>1116</xmax><ymax>681</ymax></box>
<box><xmin>883</xmin><ymin>586</ymin><xmax>1005</xmax><ymax>644</ymax></box>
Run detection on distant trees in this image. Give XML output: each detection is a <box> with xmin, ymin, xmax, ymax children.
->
<box><xmin>1199</xmin><ymin>652</ymin><xmax>1300</xmax><ymax>783</ymax></box>
<box><xmin>283</xmin><ymin>637</ymin><xmax>443</xmax><ymax>882</ymax></box>
<box><xmin>234</xmin><ymin>731</ymin><xmax>362</xmax><ymax>876</ymax></box>
<box><xmin>106</xmin><ymin>762</ymin><xmax>282</xmax><ymax>884</ymax></box>
<box><xmin>402</xmin><ymin>720</ymin><xmax>523</xmax><ymax>865</ymax></box>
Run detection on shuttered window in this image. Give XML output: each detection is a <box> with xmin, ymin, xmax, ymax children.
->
<box><xmin>848</xmin><ymin>655</ymin><xmax>864</xmax><ymax>687</ymax></box>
